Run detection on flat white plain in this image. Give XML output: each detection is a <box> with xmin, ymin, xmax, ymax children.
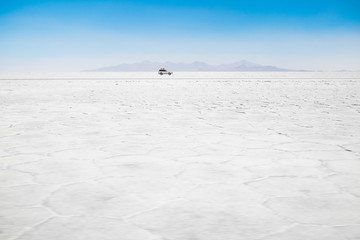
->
<box><xmin>0</xmin><ymin>72</ymin><xmax>360</xmax><ymax>240</ymax></box>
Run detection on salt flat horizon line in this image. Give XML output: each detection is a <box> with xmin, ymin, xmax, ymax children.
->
<box><xmin>83</xmin><ymin>60</ymin><xmax>360</xmax><ymax>73</ymax></box>
<box><xmin>84</xmin><ymin>60</ymin><xmax>309</xmax><ymax>72</ymax></box>
<box><xmin>1</xmin><ymin>71</ymin><xmax>360</xmax><ymax>74</ymax></box>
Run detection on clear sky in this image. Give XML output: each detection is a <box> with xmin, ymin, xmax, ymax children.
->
<box><xmin>1</xmin><ymin>0</ymin><xmax>360</xmax><ymax>71</ymax></box>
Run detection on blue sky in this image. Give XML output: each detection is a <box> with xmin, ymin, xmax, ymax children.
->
<box><xmin>1</xmin><ymin>0</ymin><xmax>360</xmax><ymax>71</ymax></box>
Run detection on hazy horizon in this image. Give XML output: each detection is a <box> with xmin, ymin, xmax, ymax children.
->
<box><xmin>1</xmin><ymin>0</ymin><xmax>360</xmax><ymax>72</ymax></box>
<box><xmin>80</xmin><ymin>59</ymin><xmax>336</xmax><ymax>72</ymax></box>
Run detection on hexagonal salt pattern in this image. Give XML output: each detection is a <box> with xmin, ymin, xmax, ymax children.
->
<box><xmin>16</xmin><ymin>217</ymin><xmax>161</xmax><ymax>240</ymax></box>
<box><xmin>1</xmin><ymin>72</ymin><xmax>360</xmax><ymax>240</ymax></box>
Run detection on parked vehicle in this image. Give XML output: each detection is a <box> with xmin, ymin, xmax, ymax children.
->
<box><xmin>158</xmin><ymin>68</ymin><xmax>173</xmax><ymax>75</ymax></box>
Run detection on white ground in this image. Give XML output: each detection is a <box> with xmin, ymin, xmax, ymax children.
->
<box><xmin>1</xmin><ymin>72</ymin><xmax>360</xmax><ymax>240</ymax></box>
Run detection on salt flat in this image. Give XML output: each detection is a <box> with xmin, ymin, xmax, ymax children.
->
<box><xmin>1</xmin><ymin>72</ymin><xmax>360</xmax><ymax>240</ymax></box>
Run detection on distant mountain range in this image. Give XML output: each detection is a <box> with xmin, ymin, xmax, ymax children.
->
<box><xmin>84</xmin><ymin>60</ymin><xmax>310</xmax><ymax>72</ymax></box>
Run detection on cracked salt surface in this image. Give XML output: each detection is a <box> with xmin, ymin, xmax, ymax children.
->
<box><xmin>1</xmin><ymin>72</ymin><xmax>360</xmax><ymax>240</ymax></box>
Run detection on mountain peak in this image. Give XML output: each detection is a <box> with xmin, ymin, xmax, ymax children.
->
<box><xmin>84</xmin><ymin>60</ymin><xmax>304</xmax><ymax>72</ymax></box>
